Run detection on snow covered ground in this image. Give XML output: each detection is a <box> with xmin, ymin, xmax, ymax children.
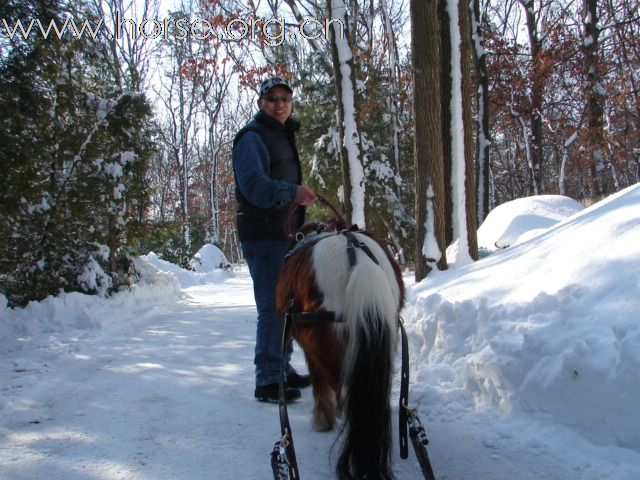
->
<box><xmin>1</xmin><ymin>184</ymin><xmax>640</xmax><ymax>479</ymax></box>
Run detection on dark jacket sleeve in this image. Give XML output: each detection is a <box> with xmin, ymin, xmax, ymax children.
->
<box><xmin>232</xmin><ymin>132</ymin><xmax>298</xmax><ymax>208</ymax></box>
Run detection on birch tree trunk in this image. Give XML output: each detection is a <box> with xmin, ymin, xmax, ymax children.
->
<box><xmin>560</xmin><ymin>130</ymin><xmax>579</xmax><ymax>195</ymax></box>
<box><xmin>328</xmin><ymin>0</ymin><xmax>366</xmax><ymax>228</ymax></box>
<box><xmin>178</xmin><ymin>72</ymin><xmax>192</xmax><ymax>251</ymax></box>
<box><xmin>583</xmin><ymin>0</ymin><xmax>608</xmax><ymax>200</ymax></box>
<box><xmin>439</xmin><ymin>0</ymin><xmax>478</xmax><ymax>265</ymax></box>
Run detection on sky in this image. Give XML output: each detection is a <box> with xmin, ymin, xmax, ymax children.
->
<box><xmin>1</xmin><ymin>183</ymin><xmax>639</xmax><ymax>479</ymax></box>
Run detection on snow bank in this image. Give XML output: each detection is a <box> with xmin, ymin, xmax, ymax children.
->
<box><xmin>405</xmin><ymin>184</ymin><xmax>640</xmax><ymax>452</ymax></box>
<box><xmin>447</xmin><ymin>195</ymin><xmax>583</xmax><ymax>262</ymax></box>
<box><xmin>0</xmin><ymin>247</ymin><xmax>233</xmax><ymax>355</ymax></box>
<box><xmin>478</xmin><ymin>194</ymin><xmax>583</xmax><ymax>250</ymax></box>
<box><xmin>189</xmin><ymin>243</ymin><xmax>231</xmax><ymax>272</ymax></box>
<box><xmin>0</xmin><ymin>256</ymin><xmax>181</xmax><ymax>354</ymax></box>
<box><xmin>142</xmin><ymin>251</ymin><xmax>230</xmax><ymax>288</ymax></box>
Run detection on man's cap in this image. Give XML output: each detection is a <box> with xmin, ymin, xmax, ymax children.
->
<box><xmin>259</xmin><ymin>76</ymin><xmax>293</xmax><ymax>97</ymax></box>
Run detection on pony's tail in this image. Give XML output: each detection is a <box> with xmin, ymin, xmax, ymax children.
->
<box><xmin>336</xmin><ymin>311</ymin><xmax>394</xmax><ymax>479</ymax></box>
<box><xmin>336</xmin><ymin>260</ymin><xmax>397</xmax><ymax>479</ymax></box>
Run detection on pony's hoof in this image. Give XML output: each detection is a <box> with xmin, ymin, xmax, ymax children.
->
<box><xmin>312</xmin><ymin>414</ymin><xmax>334</xmax><ymax>432</ymax></box>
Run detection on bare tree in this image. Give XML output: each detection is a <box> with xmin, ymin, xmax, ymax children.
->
<box><xmin>91</xmin><ymin>0</ymin><xmax>162</xmax><ymax>92</ymax></box>
<box><xmin>196</xmin><ymin>41</ymin><xmax>236</xmax><ymax>246</ymax></box>
<box><xmin>582</xmin><ymin>0</ymin><xmax>608</xmax><ymax>200</ymax></box>
<box><xmin>380</xmin><ymin>0</ymin><xmax>403</xmax><ymax>196</ymax></box>
<box><xmin>154</xmin><ymin>14</ymin><xmax>202</xmax><ymax>257</ymax></box>
<box><xmin>519</xmin><ymin>0</ymin><xmax>546</xmax><ymax>194</ymax></box>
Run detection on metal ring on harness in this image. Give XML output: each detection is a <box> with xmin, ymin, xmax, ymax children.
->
<box><xmin>271</xmin><ymin>434</ymin><xmax>292</xmax><ymax>479</ymax></box>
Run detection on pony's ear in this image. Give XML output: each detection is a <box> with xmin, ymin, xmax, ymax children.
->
<box><xmin>335</xmin><ymin>217</ymin><xmax>347</xmax><ymax>231</ymax></box>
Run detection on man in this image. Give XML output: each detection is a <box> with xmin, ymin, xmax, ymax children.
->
<box><xmin>232</xmin><ymin>77</ymin><xmax>317</xmax><ymax>403</ymax></box>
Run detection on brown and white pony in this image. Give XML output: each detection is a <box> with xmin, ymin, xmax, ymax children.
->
<box><xmin>275</xmin><ymin>222</ymin><xmax>405</xmax><ymax>480</ymax></box>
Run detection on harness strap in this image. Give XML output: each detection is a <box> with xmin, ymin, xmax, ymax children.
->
<box><xmin>399</xmin><ymin>318</ymin><xmax>437</xmax><ymax>480</ymax></box>
<box><xmin>398</xmin><ymin>318</ymin><xmax>410</xmax><ymax>460</ymax></box>
<box><xmin>340</xmin><ymin>230</ymin><xmax>379</xmax><ymax>266</ymax></box>
<box><xmin>277</xmin><ymin>309</ymin><xmax>300</xmax><ymax>480</ymax></box>
<box><xmin>290</xmin><ymin>310</ymin><xmax>340</xmax><ymax>325</ymax></box>
<box><xmin>274</xmin><ymin>300</ymin><xmax>340</xmax><ymax>479</ymax></box>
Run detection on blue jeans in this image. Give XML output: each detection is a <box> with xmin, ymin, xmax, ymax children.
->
<box><xmin>241</xmin><ymin>240</ymin><xmax>293</xmax><ymax>387</ymax></box>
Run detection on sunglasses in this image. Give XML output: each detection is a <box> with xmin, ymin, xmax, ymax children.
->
<box><xmin>262</xmin><ymin>95</ymin><xmax>292</xmax><ymax>103</ymax></box>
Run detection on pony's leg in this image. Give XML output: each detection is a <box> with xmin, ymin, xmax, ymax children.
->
<box><xmin>294</xmin><ymin>325</ymin><xmax>343</xmax><ymax>432</ymax></box>
<box><xmin>308</xmin><ymin>362</ymin><xmax>337</xmax><ymax>432</ymax></box>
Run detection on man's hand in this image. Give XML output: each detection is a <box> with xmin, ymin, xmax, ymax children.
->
<box><xmin>294</xmin><ymin>185</ymin><xmax>318</xmax><ymax>206</ymax></box>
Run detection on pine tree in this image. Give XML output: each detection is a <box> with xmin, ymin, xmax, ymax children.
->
<box><xmin>0</xmin><ymin>0</ymin><xmax>154</xmax><ymax>306</ymax></box>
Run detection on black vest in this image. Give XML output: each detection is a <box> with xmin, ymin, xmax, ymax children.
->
<box><xmin>233</xmin><ymin>111</ymin><xmax>304</xmax><ymax>241</ymax></box>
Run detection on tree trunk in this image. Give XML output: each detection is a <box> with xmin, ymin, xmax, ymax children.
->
<box><xmin>521</xmin><ymin>0</ymin><xmax>544</xmax><ymax>194</ymax></box>
<box><xmin>583</xmin><ymin>0</ymin><xmax>608</xmax><ymax>200</ymax></box>
<box><xmin>443</xmin><ymin>0</ymin><xmax>478</xmax><ymax>265</ymax></box>
<box><xmin>412</xmin><ymin>0</ymin><xmax>448</xmax><ymax>282</ymax></box>
<box><xmin>328</xmin><ymin>0</ymin><xmax>366</xmax><ymax>228</ymax></box>
<box><xmin>459</xmin><ymin>0</ymin><xmax>479</xmax><ymax>260</ymax></box>
<box><xmin>471</xmin><ymin>0</ymin><xmax>491</xmax><ymax>223</ymax></box>
<box><xmin>439</xmin><ymin>0</ymin><xmax>454</xmax><ymax>247</ymax></box>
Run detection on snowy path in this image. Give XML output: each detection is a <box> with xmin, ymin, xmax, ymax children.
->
<box><xmin>0</xmin><ymin>272</ymin><xmax>417</xmax><ymax>479</ymax></box>
<box><xmin>0</xmin><ymin>270</ymin><xmax>625</xmax><ymax>479</ymax></box>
